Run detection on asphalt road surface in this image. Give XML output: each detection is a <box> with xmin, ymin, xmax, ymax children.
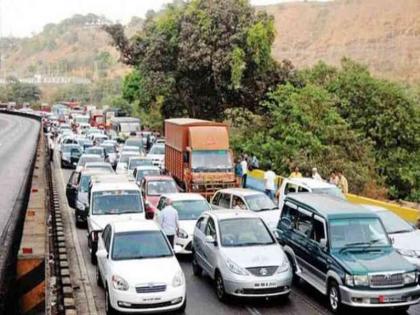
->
<box><xmin>52</xmin><ymin>151</ymin><xmax>420</xmax><ymax>315</ymax></box>
<box><xmin>0</xmin><ymin>113</ymin><xmax>39</xmax><ymax>238</ymax></box>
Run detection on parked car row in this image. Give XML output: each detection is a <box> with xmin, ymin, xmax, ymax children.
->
<box><xmin>46</xmin><ymin>115</ymin><xmax>420</xmax><ymax>314</ymax></box>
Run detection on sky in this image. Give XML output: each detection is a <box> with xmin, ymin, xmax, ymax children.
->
<box><xmin>0</xmin><ymin>0</ymin><xmax>329</xmax><ymax>37</ymax></box>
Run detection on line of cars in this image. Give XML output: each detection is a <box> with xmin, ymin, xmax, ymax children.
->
<box><xmin>49</xmin><ymin>117</ymin><xmax>420</xmax><ymax>314</ymax></box>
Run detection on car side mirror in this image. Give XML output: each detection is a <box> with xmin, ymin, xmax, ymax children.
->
<box><xmin>319</xmin><ymin>238</ymin><xmax>328</xmax><ymax>251</ymax></box>
<box><xmin>205</xmin><ymin>235</ymin><xmax>216</xmax><ymax>245</ymax></box>
<box><xmin>96</xmin><ymin>249</ymin><xmax>107</xmax><ymax>259</ymax></box>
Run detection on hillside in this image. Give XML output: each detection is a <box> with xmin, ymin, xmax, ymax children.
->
<box><xmin>0</xmin><ymin>14</ymin><xmax>142</xmax><ymax>81</ymax></box>
<box><xmin>263</xmin><ymin>0</ymin><xmax>420</xmax><ymax>83</ymax></box>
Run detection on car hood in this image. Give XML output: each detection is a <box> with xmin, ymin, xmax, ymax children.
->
<box><xmin>178</xmin><ymin>220</ymin><xmax>196</xmax><ymax>235</ymax></box>
<box><xmin>90</xmin><ymin>214</ymin><xmax>145</xmax><ymax>231</ymax></box>
<box><xmin>332</xmin><ymin>247</ymin><xmax>415</xmax><ymax>274</ymax></box>
<box><xmin>254</xmin><ymin>209</ymin><xmax>280</xmax><ymax>231</ymax></box>
<box><xmin>390</xmin><ymin>230</ymin><xmax>420</xmax><ymax>251</ymax></box>
<box><xmin>221</xmin><ymin>244</ymin><xmax>286</xmax><ymax>268</ymax></box>
<box><xmin>111</xmin><ymin>256</ymin><xmax>181</xmax><ymax>286</ymax></box>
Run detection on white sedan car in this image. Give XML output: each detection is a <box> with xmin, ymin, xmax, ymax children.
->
<box><xmin>156</xmin><ymin>193</ymin><xmax>212</xmax><ymax>254</ymax></box>
<box><xmin>96</xmin><ymin>220</ymin><xmax>186</xmax><ymax>314</ymax></box>
<box><xmin>366</xmin><ymin>205</ymin><xmax>420</xmax><ymax>270</ymax></box>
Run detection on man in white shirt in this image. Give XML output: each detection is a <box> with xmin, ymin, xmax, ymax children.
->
<box><xmin>48</xmin><ymin>134</ymin><xmax>55</xmax><ymax>162</ymax></box>
<box><xmin>264</xmin><ymin>164</ymin><xmax>276</xmax><ymax>200</ymax></box>
<box><xmin>312</xmin><ymin>167</ymin><xmax>322</xmax><ymax>181</ymax></box>
<box><xmin>157</xmin><ymin>201</ymin><xmax>179</xmax><ymax>248</ymax></box>
<box><xmin>240</xmin><ymin>155</ymin><xmax>248</xmax><ymax>188</ymax></box>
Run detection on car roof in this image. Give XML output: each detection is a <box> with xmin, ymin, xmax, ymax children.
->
<box><xmin>91</xmin><ymin>181</ymin><xmax>139</xmax><ymax>192</ymax></box>
<box><xmin>111</xmin><ymin>220</ymin><xmax>160</xmax><ymax>233</ymax></box>
<box><xmin>285</xmin><ymin>194</ymin><xmax>378</xmax><ymax>220</ymax></box>
<box><xmin>90</xmin><ymin>173</ymin><xmax>131</xmax><ymax>184</ymax></box>
<box><xmin>85</xmin><ymin>162</ymin><xmax>112</xmax><ymax>167</ymax></box>
<box><xmin>129</xmin><ymin>156</ymin><xmax>151</xmax><ymax>161</ymax></box>
<box><xmin>135</xmin><ymin>165</ymin><xmax>160</xmax><ymax>171</ymax></box>
<box><xmin>80</xmin><ymin>168</ymin><xmax>110</xmax><ymax>176</ymax></box>
<box><xmin>286</xmin><ymin>177</ymin><xmax>336</xmax><ymax>189</ymax></box>
<box><xmin>361</xmin><ymin>204</ymin><xmax>389</xmax><ymax>213</ymax></box>
<box><xmin>80</xmin><ymin>154</ymin><xmax>102</xmax><ymax>159</ymax></box>
<box><xmin>162</xmin><ymin>193</ymin><xmax>206</xmax><ymax>201</ymax></box>
<box><xmin>205</xmin><ymin>209</ymin><xmax>261</xmax><ymax>220</ymax></box>
<box><xmin>216</xmin><ymin>188</ymin><xmax>263</xmax><ymax>197</ymax></box>
<box><xmin>143</xmin><ymin>175</ymin><xmax>174</xmax><ymax>181</ymax></box>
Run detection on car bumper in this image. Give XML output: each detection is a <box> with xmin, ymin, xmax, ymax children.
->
<box><xmin>223</xmin><ymin>271</ymin><xmax>293</xmax><ymax>297</ymax></box>
<box><xmin>340</xmin><ymin>284</ymin><xmax>420</xmax><ymax>308</ymax></box>
<box><xmin>110</xmin><ymin>286</ymin><xmax>186</xmax><ymax>313</ymax></box>
<box><xmin>174</xmin><ymin>237</ymin><xmax>192</xmax><ymax>254</ymax></box>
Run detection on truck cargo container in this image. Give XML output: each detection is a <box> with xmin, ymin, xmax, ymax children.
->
<box><xmin>165</xmin><ymin>118</ymin><xmax>236</xmax><ymax>198</ymax></box>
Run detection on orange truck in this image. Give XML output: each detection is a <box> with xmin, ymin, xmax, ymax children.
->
<box><xmin>165</xmin><ymin>118</ymin><xmax>237</xmax><ymax>198</ymax></box>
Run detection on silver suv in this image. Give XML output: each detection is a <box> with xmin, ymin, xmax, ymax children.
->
<box><xmin>192</xmin><ymin>210</ymin><xmax>292</xmax><ymax>301</ymax></box>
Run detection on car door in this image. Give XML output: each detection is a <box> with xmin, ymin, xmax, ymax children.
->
<box><xmin>292</xmin><ymin>207</ymin><xmax>314</xmax><ymax>276</ymax></box>
<box><xmin>202</xmin><ymin>217</ymin><xmax>218</xmax><ymax>276</ymax></box>
<box><xmin>193</xmin><ymin>216</ymin><xmax>208</xmax><ymax>268</ymax></box>
<box><xmin>98</xmin><ymin>225</ymin><xmax>111</xmax><ymax>279</ymax></box>
<box><xmin>66</xmin><ymin>171</ymin><xmax>79</xmax><ymax>208</ymax></box>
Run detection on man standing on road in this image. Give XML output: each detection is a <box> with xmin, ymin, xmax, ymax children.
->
<box><xmin>264</xmin><ymin>164</ymin><xmax>276</xmax><ymax>200</ymax></box>
<box><xmin>337</xmin><ymin>170</ymin><xmax>349</xmax><ymax>194</ymax></box>
<box><xmin>157</xmin><ymin>201</ymin><xmax>179</xmax><ymax>249</ymax></box>
<box><xmin>240</xmin><ymin>155</ymin><xmax>248</xmax><ymax>188</ymax></box>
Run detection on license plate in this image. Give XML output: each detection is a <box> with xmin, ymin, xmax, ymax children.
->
<box><xmin>142</xmin><ymin>297</ymin><xmax>162</xmax><ymax>302</ymax></box>
<box><xmin>379</xmin><ymin>295</ymin><xmax>403</xmax><ymax>303</ymax></box>
<box><xmin>254</xmin><ymin>282</ymin><xmax>277</xmax><ymax>288</ymax></box>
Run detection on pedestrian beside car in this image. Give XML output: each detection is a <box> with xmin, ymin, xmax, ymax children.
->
<box><xmin>289</xmin><ymin>166</ymin><xmax>302</xmax><ymax>178</ymax></box>
<box><xmin>329</xmin><ymin>170</ymin><xmax>339</xmax><ymax>185</ymax></box>
<box><xmin>264</xmin><ymin>164</ymin><xmax>276</xmax><ymax>200</ymax></box>
<box><xmin>312</xmin><ymin>167</ymin><xmax>322</xmax><ymax>181</ymax></box>
<box><xmin>251</xmin><ymin>155</ymin><xmax>260</xmax><ymax>169</ymax></box>
<box><xmin>234</xmin><ymin>158</ymin><xmax>243</xmax><ymax>186</ymax></box>
<box><xmin>240</xmin><ymin>155</ymin><xmax>248</xmax><ymax>188</ymax></box>
<box><xmin>337</xmin><ymin>170</ymin><xmax>349</xmax><ymax>194</ymax></box>
<box><xmin>157</xmin><ymin>200</ymin><xmax>179</xmax><ymax>248</ymax></box>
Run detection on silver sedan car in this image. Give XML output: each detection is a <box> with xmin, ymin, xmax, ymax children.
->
<box><xmin>192</xmin><ymin>210</ymin><xmax>293</xmax><ymax>301</ymax></box>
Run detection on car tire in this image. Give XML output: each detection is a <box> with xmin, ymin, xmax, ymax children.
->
<box><xmin>192</xmin><ymin>252</ymin><xmax>202</xmax><ymax>277</ymax></box>
<box><xmin>75</xmin><ymin>214</ymin><xmax>83</xmax><ymax>229</ymax></box>
<box><xmin>90</xmin><ymin>248</ymin><xmax>97</xmax><ymax>265</ymax></box>
<box><xmin>215</xmin><ymin>271</ymin><xmax>227</xmax><ymax>302</ymax></box>
<box><xmin>96</xmin><ymin>266</ymin><xmax>103</xmax><ymax>287</ymax></box>
<box><xmin>328</xmin><ymin>280</ymin><xmax>342</xmax><ymax>314</ymax></box>
<box><xmin>105</xmin><ymin>287</ymin><xmax>117</xmax><ymax>315</ymax></box>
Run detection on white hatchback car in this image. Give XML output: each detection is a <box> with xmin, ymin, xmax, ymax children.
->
<box><xmin>156</xmin><ymin>193</ymin><xmax>212</xmax><ymax>254</ymax></box>
<box><xmin>96</xmin><ymin>220</ymin><xmax>186</xmax><ymax>314</ymax></box>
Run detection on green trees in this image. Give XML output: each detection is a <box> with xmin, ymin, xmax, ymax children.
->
<box><xmin>0</xmin><ymin>79</ymin><xmax>41</xmax><ymax>104</ymax></box>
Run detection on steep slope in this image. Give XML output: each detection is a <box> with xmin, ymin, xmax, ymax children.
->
<box><xmin>264</xmin><ymin>0</ymin><xmax>420</xmax><ymax>82</ymax></box>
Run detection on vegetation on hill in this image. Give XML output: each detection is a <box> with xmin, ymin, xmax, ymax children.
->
<box><xmin>106</xmin><ymin>0</ymin><xmax>419</xmax><ymax>201</ymax></box>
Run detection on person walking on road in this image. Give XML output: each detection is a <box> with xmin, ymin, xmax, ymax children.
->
<box><xmin>157</xmin><ymin>201</ymin><xmax>179</xmax><ymax>249</ymax></box>
<box><xmin>48</xmin><ymin>134</ymin><xmax>54</xmax><ymax>162</ymax></box>
<box><xmin>240</xmin><ymin>155</ymin><xmax>248</xmax><ymax>188</ymax></box>
<box><xmin>337</xmin><ymin>170</ymin><xmax>349</xmax><ymax>194</ymax></box>
<box><xmin>289</xmin><ymin>166</ymin><xmax>302</xmax><ymax>179</ymax></box>
<box><xmin>264</xmin><ymin>164</ymin><xmax>276</xmax><ymax>200</ymax></box>
<box><xmin>312</xmin><ymin>167</ymin><xmax>322</xmax><ymax>181</ymax></box>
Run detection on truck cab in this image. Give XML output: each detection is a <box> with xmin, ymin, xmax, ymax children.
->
<box><xmin>275</xmin><ymin>193</ymin><xmax>420</xmax><ymax>313</ymax></box>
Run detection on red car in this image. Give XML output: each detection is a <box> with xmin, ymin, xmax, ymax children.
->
<box><xmin>139</xmin><ymin>175</ymin><xmax>178</xmax><ymax>219</ymax></box>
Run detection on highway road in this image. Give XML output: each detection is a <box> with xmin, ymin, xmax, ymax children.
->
<box><xmin>52</xmin><ymin>152</ymin><xmax>420</xmax><ymax>315</ymax></box>
<box><xmin>0</xmin><ymin>113</ymin><xmax>40</xmax><ymax>238</ymax></box>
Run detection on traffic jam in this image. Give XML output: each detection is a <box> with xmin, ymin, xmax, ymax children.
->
<box><xmin>42</xmin><ymin>104</ymin><xmax>420</xmax><ymax>315</ymax></box>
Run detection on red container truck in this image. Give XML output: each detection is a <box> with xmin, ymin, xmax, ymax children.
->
<box><xmin>165</xmin><ymin>118</ymin><xmax>237</xmax><ymax>198</ymax></box>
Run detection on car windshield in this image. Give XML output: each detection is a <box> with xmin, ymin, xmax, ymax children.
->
<box><xmin>191</xmin><ymin>150</ymin><xmax>232</xmax><ymax>172</ymax></box>
<box><xmin>79</xmin><ymin>175</ymin><xmax>91</xmax><ymax>192</ymax></box>
<box><xmin>330</xmin><ymin>217</ymin><xmax>390</xmax><ymax>249</ymax></box>
<box><xmin>377</xmin><ymin>211</ymin><xmax>414</xmax><ymax>234</ymax></box>
<box><xmin>172</xmin><ymin>200</ymin><xmax>211</xmax><ymax>220</ymax></box>
<box><xmin>120</xmin><ymin>123</ymin><xmax>140</xmax><ymax>133</ymax></box>
<box><xmin>312</xmin><ymin>187</ymin><xmax>345</xmax><ymax>199</ymax></box>
<box><xmin>136</xmin><ymin>169</ymin><xmax>160</xmax><ymax>181</ymax></box>
<box><xmin>112</xmin><ymin>231</ymin><xmax>172</xmax><ymax>260</ymax></box>
<box><xmin>78</xmin><ymin>156</ymin><xmax>102</xmax><ymax>166</ymax></box>
<box><xmin>126</xmin><ymin>139</ymin><xmax>143</xmax><ymax>148</ymax></box>
<box><xmin>62</xmin><ymin>145</ymin><xmax>80</xmax><ymax>153</ymax></box>
<box><xmin>129</xmin><ymin>159</ymin><xmax>153</xmax><ymax>169</ymax></box>
<box><xmin>120</xmin><ymin>154</ymin><xmax>138</xmax><ymax>163</ymax></box>
<box><xmin>219</xmin><ymin>218</ymin><xmax>274</xmax><ymax>247</ymax></box>
<box><xmin>102</xmin><ymin>145</ymin><xmax>116</xmax><ymax>154</ymax></box>
<box><xmin>147</xmin><ymin>180</ymin><xmax>177</xmax><ymax>196</ymax></box>
<box><xmin>92</xmin><ymin>191</ymin><xmax>143</xmax><ymax>215</ymax></box>
<box><xmin>149</xmin><ymin>145</ymin><xmax>165</xmax><ymax>155</ymax></box>
<box><xmin>244</xmin><ymin>194</ymin><xmax>277</xmax><ymax>211</ymax></box>
<box><xmin>85</xmin><ymin>148</ymin><xmax>104</xmax><ymax>156</ymax></box>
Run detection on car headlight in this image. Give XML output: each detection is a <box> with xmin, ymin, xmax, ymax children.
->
<box><xmin>345</xmin><ymin>274</ymin><xmax>369</xmax><ymax>287</ymax></box>
<box><xmin>403</xmin><ymin>271</ymin><xmax>417</xmax><ymax>285</ymax></box>
<box><xmin>177</xmin><ymin>228</ymin><xmax>189</xmax><ymax>239</ymax></box>
<box><xmin>226</xmin><ymin>258</ymin><xmax>249</xmax><ymax>276</ymax></box>
<box><xmin>112</xmin><ymin>275</ymin><xmax>129</xmax><ymax>291</ymax></box>
<box><xmin>276</xmin><ymin>257</ymin><xmax>290</xmax><ymax>273</ymax></box>
<box><xmin>172</xmin><ymin>270</ymin><xmax>185</xmax><ymax>287</ymax></box>
<box><xmin>398</xmin><ymin>249</ymin><xmax>417</xmax><ymax>258</ymax></box>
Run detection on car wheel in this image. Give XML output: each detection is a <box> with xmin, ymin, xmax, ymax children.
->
<box><xmin>328</xmin><ymin>281</ymin><xmax>342</xmax><ymax>314</ymax></box>
<box><xmin>96</xmin><ymin>266</ymin><xmax>103</xmax><ymax>287</ymax></box>
<box><xmin>192</xmin><ymin>252</ymin><xmax>202</xmax><ymax>277</ymax></box>
<box><xmin>105</xmin><ymin>287</ymin><xmax>117</xmax><ymax>315</ymax></box>
<box><xmin>215</xmin><ymin>271</ymin><xmax>227</xmax><ymax>302</ymax></box>
<box><xmin>90</xmin><ymin>248</ymin><xmax>97</xmax><ymax>265</ymax></box>
<box><xmin>75</xmin><ymin>213</ymin><xmax>83</xmax><ymax>229</ymax></box>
